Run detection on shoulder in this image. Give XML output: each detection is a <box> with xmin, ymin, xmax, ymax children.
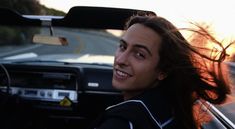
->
<box><xmin>91</xmin><ymin>97</ymin><xmax>176</xmax><ymax>129</ymax></box>
<box><xmin>105</xmin><ymin>100</ymin><xmax>173</xmax><ymax>129</ymax></box>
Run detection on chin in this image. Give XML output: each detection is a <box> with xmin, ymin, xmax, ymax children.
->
<box><xmin>112</xmin><ymin>81</ymin><xmax>125</xmax><ymax>90</ymax></box>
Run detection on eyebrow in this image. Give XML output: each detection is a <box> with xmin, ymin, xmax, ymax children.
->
<box><xmin>120</xmin><ymin>39</ymin><xmax>152</xmax><ymax>56</ymax></box>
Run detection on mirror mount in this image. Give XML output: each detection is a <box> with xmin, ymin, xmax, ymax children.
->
<box><xmin>42</xmin><ymin>19</ymin><xmax>54</xmax><ymax>36</ymax></box>
<box><xmin>33</xmin><ymin>19</ymin><xmax>68</xmax><ymax>46</ymax></box>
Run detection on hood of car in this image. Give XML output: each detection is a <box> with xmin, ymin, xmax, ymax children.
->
<box><xmin>3</xmin><ymin>53</ymin><xmax>114</xmax><ymax>65</ymax></box>
<box><xmin>39</xmin><ymin>54</ymin><xmax>114</xmax><ymax>64</ymax></box>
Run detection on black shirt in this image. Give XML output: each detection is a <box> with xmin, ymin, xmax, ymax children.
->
<box><xmin>90</xmin><ymin>86</ymin><xmax>177</xmax><ymax>129</ymax></box>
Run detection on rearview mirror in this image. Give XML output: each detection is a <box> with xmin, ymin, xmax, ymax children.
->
<box><xmin>32</xmin><ymin>34</ymin><xmax>68</xmax><ymax>46</ymax></box>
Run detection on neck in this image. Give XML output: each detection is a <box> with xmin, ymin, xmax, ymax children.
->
<box><xmin>122</xmin><ymin>90</ymin><xmax>143</xmax><ymax>100</ymax></box>
<box><xmin>122</xmin><ymin>81</ymin><xmax>160</xmax><ymax>100</ymax></box>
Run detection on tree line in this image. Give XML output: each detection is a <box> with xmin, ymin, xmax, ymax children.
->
<box><xmin>0</xmin><ymin>0</ymin><xmax>65</xmax><ymax>15</ymax></box>
<box><xmin>0</xmin><ymin>0</ymin><xmax>66</xmax><ymax>46</ymax></box>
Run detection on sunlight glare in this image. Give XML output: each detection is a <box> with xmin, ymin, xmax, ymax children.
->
<box><xmin>39</xmin><ymin>0</ymin><xmax>235</xmax><ymax>56</ymax></box>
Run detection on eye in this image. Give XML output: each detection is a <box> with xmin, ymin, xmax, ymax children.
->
<box><xmin>118</xmin><ymin>42</ymin><xmax>126</xmax><ymax>51</ymax></box>
<box><xmin>135</xmin><ymin>51</ymin><xmax>145</xmax><ymax>59</ymax></box>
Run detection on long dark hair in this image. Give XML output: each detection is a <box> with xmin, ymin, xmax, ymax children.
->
<box><xmin>125</xmin><ymin>14</ymin><xmax>232</xmax><ymax>129</ymax></box>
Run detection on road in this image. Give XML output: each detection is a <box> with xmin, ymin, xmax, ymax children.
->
<box><xmin>0</xmin><ymin>28</ymin><xmax>119</xmax><ymax>58</ymax></box>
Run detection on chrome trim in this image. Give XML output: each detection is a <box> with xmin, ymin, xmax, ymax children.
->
<box><xmin>83</xmin><ymin>90</ymin><xmax>121</xmax><ymax>95</ymax></box>
<box><xmin>0</xmin><ymin>87</ymin><xmax>78</xmax><ymax>102</ymax></box>
<box><xmin>206</xmin><ymin>101</ymin><xmax>235</xmax><ymax>129</ymax></box>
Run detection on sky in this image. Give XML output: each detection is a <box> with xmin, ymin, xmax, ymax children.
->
<box><xmin>39</xmin><ymin>0</ymin><xmax>235</xmax><ymax>38</ymax></box>
<box><xmin>39</xmin><ymin>0</ymin><xmax>235</xmax><ymax>54</ymax></box>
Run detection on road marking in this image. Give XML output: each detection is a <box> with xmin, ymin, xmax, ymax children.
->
<box><xmin>0</xmin><ymin>44</ymin><xmax>42</xmax><ymax>57</ymax></box>
<box><xmin>74</xmin><ymin>36</ymin><xmax>85</xmax><ymax>54</ymax></box>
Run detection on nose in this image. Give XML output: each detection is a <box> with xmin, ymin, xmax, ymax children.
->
<box><xmin>115</xmin><ymin>51</ymin><xmax>129</xmax><ymax>66</ymax></box>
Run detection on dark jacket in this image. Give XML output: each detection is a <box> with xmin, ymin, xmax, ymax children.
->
<box><xmin>90</xmin><ymin>86</ymin><xmax>178</xmax><ymax>129</ymax></box>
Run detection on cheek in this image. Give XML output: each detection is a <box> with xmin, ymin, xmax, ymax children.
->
<box><xmin>134</xmin><ymin>63</ymin><xmax>158</xmax><ymax>80</ymax></box>
<box><xmin>114</xmin><ymin>51</ymin><xmax>123</xmax><ymax>64</ymax></box>
<box><xmin>114</xmin><ymin>51</ymin><xmax>118</xmax><ymax>60</ymax></box>
<box><xmin>135</xmin><ymin>58</ymin><xmax>158</xmax><ymax>72</ymax></box>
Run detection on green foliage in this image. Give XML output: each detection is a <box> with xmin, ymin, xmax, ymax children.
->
<box><xmin>0</xmin><ymin>0</ymin><xmax>66</xmax><ymax>46</ymax></box>
<box><xmin>0</xmin><ymin>0</ymin><xmax>41</xmax><ymax>14</ymax></box>
<box><xmin>41</xmin><ymin>5</ymin><xmax>66</xmax><ymax>16</ymax></box>
<box><xmin>0</xmin><ymin>27</ymin><xmax>24</xmax><ymax>45</ymax></box>
<box><xmin>0</xmin><ymin>26</ymin><xmax>40</xmax><ymax>46</ymax></box>
<box><xmin>0</xmin><ymin>0</ymin><xmax>66</xmax><ymax>15</ymax></box>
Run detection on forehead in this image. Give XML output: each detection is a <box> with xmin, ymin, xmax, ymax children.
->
<box><xmin>122</xmin><ymin>23</ymin><xmax>162</xmax><ymax>52</ymax></box>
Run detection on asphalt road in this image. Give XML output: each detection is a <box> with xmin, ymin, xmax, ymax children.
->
<box><xmin>0</xmin><ymin>28</ymin><xmax>119</xmax><ymax>58</ymax></box>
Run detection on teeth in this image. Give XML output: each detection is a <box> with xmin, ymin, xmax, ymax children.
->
<box><xmin>117</xmin><ymin>70</ymin><xmax>128</xmax><ymax>77</ymax></box>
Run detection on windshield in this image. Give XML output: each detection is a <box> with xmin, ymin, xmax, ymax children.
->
<box><xmin>0</xmin><ymin>25</ymin><xmax>123</xmax><ymax>64</ymax></box>
<box><xmin>1</xmin><ymin>1</ymin><xmax>235</xmax><ymax>128</ymax></box>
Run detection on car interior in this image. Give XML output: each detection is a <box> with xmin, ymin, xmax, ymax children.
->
<box><xmin>0</xmin><ymin>6</ymin><xmax>234</xmax><ymax>129</ymax></box>
<box><xmin>0</xmin><ymin>6</ymin><xmax>155</xmax><ymax>129</ymax></box>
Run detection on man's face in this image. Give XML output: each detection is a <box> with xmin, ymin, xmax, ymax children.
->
<box><xmin>112</xmin><ymin>23</ymin><xmax>162</xmax><ymax>96</ymax></box>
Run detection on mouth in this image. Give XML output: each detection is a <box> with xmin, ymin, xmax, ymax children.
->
<box><xmin>114</xmin><ymin>68</ymin><xmax>132</xmax><ymax>80</ymax></box>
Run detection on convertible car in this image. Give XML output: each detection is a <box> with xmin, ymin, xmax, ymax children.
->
<box><xmin>0</xmin><ymin>6</ymin><xmax>234</xmax><ymax>129</ymax></box>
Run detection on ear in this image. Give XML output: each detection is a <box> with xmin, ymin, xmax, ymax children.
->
<box><xmin>157</xmin><ymin>72</ymin><xmax>167</xmax><ymax>80</ymax></box>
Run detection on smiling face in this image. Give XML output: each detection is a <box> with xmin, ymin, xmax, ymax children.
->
<box><xmin>112</xmin><ymin>23</ymin><xmax>163</xmax><ymax>99</ymax></box>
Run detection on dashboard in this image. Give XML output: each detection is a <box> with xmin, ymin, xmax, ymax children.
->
<box><xmin>1</xmin><ymin>69</ymin><xmax>78</xmax><ymax>102</ymax></box>
<box><xmin>0</xmin><ymin>63</ymin><xmax>122</xmax><ymax>129</ymax></box>
<box><xmin>0</xmin><ymin>63</ymin><xmax>120</xmax><ymax>96</ymax></box>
